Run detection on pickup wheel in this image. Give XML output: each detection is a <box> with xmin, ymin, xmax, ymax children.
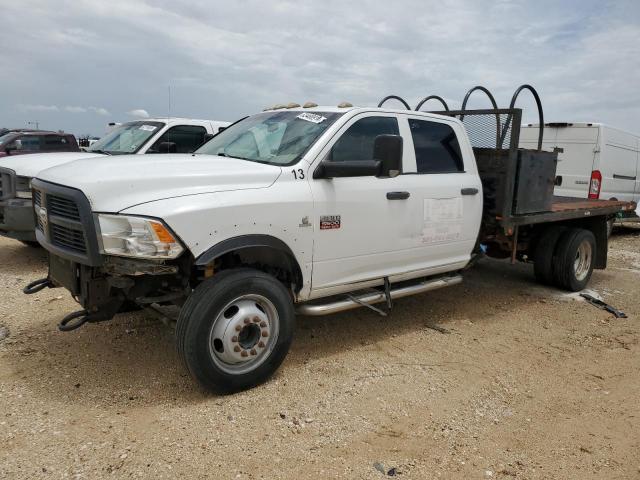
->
<box><xmin>533</xmin><ymin>226</ymin><xmax>567</xmax><ymax>285</ymax></box>
<box><xmin>552</xmin><ymin>228</ymin><xmax>596</xmax><ymax>291</ymax></box>
<box><xmin>176</xmin><ymin>268</ymin><xmax>295</xmax><ymax>394</ymax></box>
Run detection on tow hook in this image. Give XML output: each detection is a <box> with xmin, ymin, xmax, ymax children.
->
<box><xmin>23</xmin><ymin>278</ymin><xmax>53</xmax><ymax>295</ymax></box>
<box><xmin>58</xmin><ymin>310</ymin><xmax>90</xmax><ymax>332</ymax></box>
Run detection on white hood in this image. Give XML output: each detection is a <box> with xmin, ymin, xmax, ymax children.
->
<box><xmin>0</xmin><ymin>152</ymin><xmax>105</xmax><ymax>177</ymax></box>
<box><xmin>36</xmin><ymin>154</ymin><xmax>282</xmax><ymax>212</ymax></box>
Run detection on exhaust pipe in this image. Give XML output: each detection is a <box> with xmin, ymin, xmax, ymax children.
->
<box><xmin>297</xmin><ymin>274</ymin><xmax>462</xmax><ymax>316</ymax></box>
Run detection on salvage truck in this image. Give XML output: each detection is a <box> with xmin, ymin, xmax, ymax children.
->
<box><xmin>24</xmin><ymin>93</ymin><xmax>636</xmax><ymax>393</ymax></box>
<box><xmin>0</xmin><ymin>118</ymin><xmax>229</xmax><ymax>244</ymax></box>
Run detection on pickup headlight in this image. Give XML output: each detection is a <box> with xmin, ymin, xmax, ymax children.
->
<box><xmin>15</xmin><ymin>176</ymin><xmax>32</xmax><ymax>199</ymax></box>
<box><xmin>97</xmin><ymin>214</ymin><xmax>184</xmax><ymax>259</ymax></box>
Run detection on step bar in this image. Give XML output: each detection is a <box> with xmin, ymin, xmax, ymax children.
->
<box><xmin>296</xmin><ymin>274</ymin><xmax>462</xmax><ymax>316</ymax></box>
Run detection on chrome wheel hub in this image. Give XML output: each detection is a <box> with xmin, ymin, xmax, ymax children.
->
<box><xmin>208</xmin><ymin>294</ymin><xmax>279</xmax><ymax>374</ymax></box>
<box><xmin>574</xmin><ymin>240</ymin><xmax>592</xmax><ymax>281</ymax></box>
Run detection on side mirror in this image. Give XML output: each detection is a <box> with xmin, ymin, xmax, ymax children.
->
<box><xmin>373</xmin><ymin>134</ymin><xmax>403</xmax><ymax>178</ymax></box>
<box><xmin>5</xmin><ymin>145</ymin><xmax>17</xmax><ymax>155</ymax></box>
<box><xmin>203</xmin><ymin>133</ymin><xmax>215</xmax><ymax>142</ymax></box>
<box><xmin>218</xmin><ymin>126</ymin><xmax>227</xmax><ymax>133</ymax></box>
<box><xmin>157</xmin><ymin>141</ymin><xmax>177</xmax><ymax>153</ymax></box>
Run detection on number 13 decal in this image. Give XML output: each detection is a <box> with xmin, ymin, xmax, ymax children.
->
<box><xmin>292</xmin><ymin>168</ymin><xmax>305</xmax><ymax>180</ymax></box>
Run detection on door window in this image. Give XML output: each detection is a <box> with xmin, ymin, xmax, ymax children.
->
<box><xmin>148</xmin><ymin>125</ymin><xmax>207</xmax><ymax>153</ymax></box>
<box><xmin>330</xmin><ymin>117</ymin><xmax>399</xmax><ymax>162</ymax></box>
<box><xmin>43</xmin><ymin>135</ymin><xmax>70</xmax><ymax>151</ymax></box>
<box><xmin>15</xmin><ymin>136</ymin><xmax>41</xmax><ymax>151</ymax></box>
<box><xmin>409</xmin><ymin>119</ymin><xmax>463</xmax><ymax>173</ymax></box>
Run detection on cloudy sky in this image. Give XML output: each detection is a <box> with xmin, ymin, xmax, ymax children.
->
<box><xmin>1</xmin><ymin>0</ymin><xmax>638</xmax><ymax>136</ymax></box>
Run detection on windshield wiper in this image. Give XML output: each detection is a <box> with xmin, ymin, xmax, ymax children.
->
<box><xmin>88</xmin><ymin>149</ymin><xmax>112</xmax><ymax>155</ymax></box>
<box><xmin>217</xmin><ymin>152</ymin><xmax>252</xmax><ymax>161</ymax></box>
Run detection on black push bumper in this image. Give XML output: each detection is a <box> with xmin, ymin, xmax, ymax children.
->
<box><xmin>0</xmin><ymin>198</ymin><xmax>36</xmax><ymax>242</ymax></box>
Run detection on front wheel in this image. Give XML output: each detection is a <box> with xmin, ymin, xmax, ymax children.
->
<box><xmin>176</xmin><ymin>268</ymin><xmax>295</xmax><ymax>394</ymax></box>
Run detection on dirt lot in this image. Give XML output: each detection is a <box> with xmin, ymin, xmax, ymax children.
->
<box><xmin>0</xmin><ymin>228</ymin><xmax>639</xmax><ymax>479</ymax></box>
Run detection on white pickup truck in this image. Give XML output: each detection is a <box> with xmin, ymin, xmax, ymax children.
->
<box><xmin>0</xmin><ymin>117</ymin><xmax>229</xmax><ymax>244</ymax></box>
<box><xmin>25</xmin><ymin>103</ymin><xmax>635</xmax><ymax>393</ymax></box>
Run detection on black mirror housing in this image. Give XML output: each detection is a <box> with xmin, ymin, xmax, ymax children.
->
<box><xmin>373</xmin><ymin>134</ymin><xmax>403</xmax><ymax>177</ymax></box>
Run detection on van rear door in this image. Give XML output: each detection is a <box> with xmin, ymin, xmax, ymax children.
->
<box><xmin>600</xmin><ymin>127</ymin><xmax>638</xmax><ymax>203</ymax></box>
<box><xmin>520</xmin><ymin>124</ymin><xmax>599</xmax><ymax>198</ymax></box>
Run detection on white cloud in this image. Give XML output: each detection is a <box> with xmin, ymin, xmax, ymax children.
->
<box><xmin>127</xmin><ymin>109</ymin><xmax>150</xmax><ymax>118</ymax></box>
<box><xmin>2</xmin><ymin>1</ymin><xmax>639</xmax><ymax>134</ymax></box>
<box><xmin>18</xmin><ymin>104</ymin><xmax>59</xmax><ymax>112</ymax></box>
<box><xmin>64</xmin><ymin>106</ymin><xmax>87</xmax><ymax>113</ymax></box>
<box><xmin>89</xmin><ymin>106</ymin><xmax>110</xmax><ymax>116</ymax></box>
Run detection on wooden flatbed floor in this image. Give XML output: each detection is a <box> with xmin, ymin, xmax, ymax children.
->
<box><xmin>508</xmin><ymin>196</ymin><xmax>636</xmax><ymax>226</ymax></box>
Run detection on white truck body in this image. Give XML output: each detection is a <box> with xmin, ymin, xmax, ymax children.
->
<box><xmin>520</xmin><ymin>123</ymin><xmax>640</xmax><ymax>204</ymax></box>
<box><xmin>29</xmin><ymin>105</ymin><xmax>632</xmax><ymax>392</ymax></box>
<box><xmin>38</xmin><ymin>107</ymin><xmax>483</xmax><ymax>300</ymax></box>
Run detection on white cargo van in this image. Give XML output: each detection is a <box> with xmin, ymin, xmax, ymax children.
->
<box><xmin>520</xmin><ymin>123</ymin><xmax>640</xmax><ymax>210</ymax></box>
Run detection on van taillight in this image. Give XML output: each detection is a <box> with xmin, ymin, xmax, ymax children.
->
<box><xmin>588</xmin><ymin>170</ymin><xmax>602</xmax><ymax>199</ymax></box>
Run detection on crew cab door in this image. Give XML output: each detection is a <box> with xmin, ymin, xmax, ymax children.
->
<box><xmin>309</xmin><ymin>113</ymin><xmax>418</xmax><ymax>295</ymax></box>
<box><xmin>399</xmin><ymin>114</ymin><xmax>482</xmax><ymax>269</ymax></box>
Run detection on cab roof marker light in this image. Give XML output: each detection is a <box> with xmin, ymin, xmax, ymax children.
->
<box><xmin>272</xmin><ymin>104</ymin><xmax>286</xmax><ymax>110</ymax></box>
<box><xmin>303</xmin><ymin>102</ymin><xmax>318</xmax><ymax>108</ymax></box>
<box><xmin>338</xmin><ymin>102</ymin><xmax>353</xmax><ymax>108</ymax></box>
<box><xmin>286</xmin><ymin>102</ymin><xmax>301</xmax><ymax>109</ymax></box>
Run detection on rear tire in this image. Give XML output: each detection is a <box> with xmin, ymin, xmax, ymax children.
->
<box><xmin>176</xmin><ymin>268</ymin><xmax>295</xmax><ymax>394</ymax></box>
<box><xmin>533</xmin><ymin>226</ymin><xmax>567</xmax><ymax>285</ymax></box>
<box><xmin>552</xmin><ymin>229</ymin><xmax>596</xmax><ymax>291</ymax></box>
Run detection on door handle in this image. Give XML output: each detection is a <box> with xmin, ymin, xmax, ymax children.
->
<box><xmin>613</xmin><ymin>174</ymin><xmax>636</xmax><ymax>181</ymax></box>
<box><xmin>386</xmin><ymin>191</ymin><xmax>410</xmax><ymax>200</ymax></box>
<box><xmin>461</xmin><ymin>187</ymin><xmax>479</xmax><ymax>195</ymax></box>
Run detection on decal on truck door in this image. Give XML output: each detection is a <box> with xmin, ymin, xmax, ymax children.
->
<box><xmin>422</xmin><ymin>198</ymin><xmax>463</xmax><ymax>243</ymax></box>
<box><xmin>320</xmin><ymin>215</ymin><xmax>341</xmax><ymax>230</ymax></box>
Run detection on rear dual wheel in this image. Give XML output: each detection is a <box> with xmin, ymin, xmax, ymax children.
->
<box><xmin>534</xmin><ymin>227</ymin><xmax>596</xmax><ymax>291</ymax></box>
<box><xmin>176</xmin><ymin>268</ymin><xmax>295</xmax><ymax>394</ymax></box>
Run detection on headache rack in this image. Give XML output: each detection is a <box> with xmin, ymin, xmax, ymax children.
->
<box><xmin>379</xmin><ymin>85</ymin><xmax>559</xmax><ymax>234</ymax></box>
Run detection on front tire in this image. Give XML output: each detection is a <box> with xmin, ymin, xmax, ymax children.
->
<box><xmin>176</xmin><ymin>268</ymin><xmax>295</xmax><ymax>394</ymax></box>
<box><xmin>552</xmin><ymin>229</ymin><xmax>596</xmax><ymax>291</ymax></box>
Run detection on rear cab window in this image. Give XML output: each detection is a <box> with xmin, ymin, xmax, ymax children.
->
<box><xmin>407</xmin><ymin>118</ymin><xmax>464</xmax><ymax>174</ymax></box>
<box><xmin>43</xmin><ymin>135</ymin><xmax>72</xmax><ymax>151</ymax></box>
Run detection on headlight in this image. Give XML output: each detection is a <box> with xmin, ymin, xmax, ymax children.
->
<box><xmin>97</xmin><ymin>214</ymin><xmax>184</xmax><ymax>259</ymax></box>
<box><xmin>15</xmin><ymin>176</ymin><xmax>32</xmax><ymax>199</ymax></box>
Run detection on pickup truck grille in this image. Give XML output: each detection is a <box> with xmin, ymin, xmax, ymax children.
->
<box><xmin>47</xmin><ymin>194</ymin><xmax>81</xmax><ymax>221</ymax></box>
<box><xmin>31</xmin><ymin>179</ymin><xmax>102</xmax><ymax>266</ymax></box>
<box><xmin>0</xmin><ymin>169</ymin><xmax>15</xmax><ymax>200</ymax></box>
<box><xmin>50</xmin><ymin>223</ymin><xmax>87</xmax><ymax>253</ymax></box>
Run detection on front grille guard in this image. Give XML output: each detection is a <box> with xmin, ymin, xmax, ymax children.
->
<box><xmin>31</xmin><ymin>179</ymin><xmax>103</xmax><ymax>266</ymax></box>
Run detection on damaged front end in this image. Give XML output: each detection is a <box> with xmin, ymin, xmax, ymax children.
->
<box><xmin>25</xmin><ymin>179</ymin><xmax>192</xmax><ymax>331</ymax></box>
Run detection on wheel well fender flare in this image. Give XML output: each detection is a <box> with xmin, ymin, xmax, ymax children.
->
<box><xmin>194</xmin><ymin>234</ymin><xmax>303</xmax><ymax>289</ymax></box>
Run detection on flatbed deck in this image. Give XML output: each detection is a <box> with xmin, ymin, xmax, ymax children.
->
<box><xmin>506</xmin><ymin>196</ymin><xmax>636</xmax><ymax>226</ymax></box>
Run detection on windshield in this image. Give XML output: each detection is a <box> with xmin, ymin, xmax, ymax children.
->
<box><xmin>196</xmin><ymin>111</ymin><xmax>344</xmax><ymax>165</ymax></box>
<box><xmin>0</xmin><ymin>133</ymin><xmax>16</xmax><ymax>145</ymax></box>
<box><xmin>87</xmin><ymin>121</ymin><xmax>165</xmax><ymax>154</ymax></box>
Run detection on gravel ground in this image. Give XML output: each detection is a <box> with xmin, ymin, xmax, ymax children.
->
<box><xmin>1</xmin><ymin>227</ymin><xmax>639</xmax><ymax>479</ymax></box>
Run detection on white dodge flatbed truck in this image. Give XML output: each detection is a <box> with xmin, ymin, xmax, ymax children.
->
<box><xmin>0</xmin><ymin>117</ymin><xmax>229</xmax><ymax>244</ymax></box>
<box><xmin>24</xmin><ymin>104</ymin><xmax>636</xmax><ymax>393</ymax></box>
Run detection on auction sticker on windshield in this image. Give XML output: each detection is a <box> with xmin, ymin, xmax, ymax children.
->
<box><xmin>139</xmin><ymin>125</ymin><xmax>157</xmax><ymax>131</ymax></box>
<box><xmin>297</xmin><ymin>113</ymin><xmax>326</xmax><ymax>124</ymax></box>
